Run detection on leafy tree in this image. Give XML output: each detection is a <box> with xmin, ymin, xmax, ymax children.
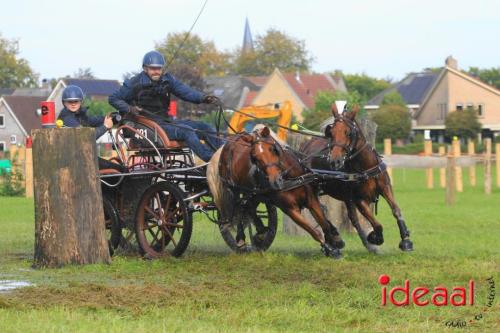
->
<box><xmin>86</xmin><ymin>98</ymin><xmax>116</xmax><ymax>117</ymax></box>
<box><xmin>156</xmin><ymin>32</ymin><xmax>231</xmax><ymax>77</ymax></box>
<box><xmin>0</xmin><ymin>151</ymin><xmax>25</xmax><ymax>196</ymax></box>
<box><xmin>467</xmin><ymin>67</ymin><xmax>500</xmax><ymax>89</ymax></box>
<box><xmin>73</xmin><ymin>67</ymin><xmax>96</xmax><ymax>79</ymax></box>
<box><xmin>233</xmin><ymin>28</ymin><xmax>313</xmax><ymax>76</ymax></box>
<box><xmin>381</xmin><ymin>91</ymin><xmax>406</xmax><ymax>107</ymax></box>
<box><xmin>341</xmin><ymin>73</ymin><xmax>391</xmax><ymax>102</ymax></box>
<box><xmin>371</xmin><ymin>104</ymin><xmax>411</xmax><ymax>142</ymax></box>
<box><xmin>445</xmin><ymin>109</ymin><xmax>482</xmax><ymax>140</ymax></box>
<box><xmin>302</xmin><ymin>91</ymin><xmax>363</xmax><ymax>131</ymax></box>
<box><xmin>0</xmin><ymin>33</ymin><xmax>38</xmax><ymax>88</ymax></box>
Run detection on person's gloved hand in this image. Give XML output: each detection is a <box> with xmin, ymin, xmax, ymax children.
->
<box><xmin>129</xmin><ymin>105</ymin><xmax>142</xmax><ymax>115</ymax></box>
<box><xmin>202</xmin><ymin>95</ymin><xmax>221</xmax><ymax>105</ymax></box>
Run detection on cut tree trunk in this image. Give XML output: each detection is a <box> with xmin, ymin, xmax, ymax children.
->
<box><xmin>32</xmin><ymin>128</ymin><xmax>110</xmax><ymax>267</ymax></box>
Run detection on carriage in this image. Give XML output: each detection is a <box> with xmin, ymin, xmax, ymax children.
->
<box><xmin>99</xmin><ymin>113</ymin><xmax>278</xmax><ymax>258</ymax></box>
<box><xmin>99</xmin><ymin>102</ymin><xmax>413</xmax><ymax>259</ymax></box>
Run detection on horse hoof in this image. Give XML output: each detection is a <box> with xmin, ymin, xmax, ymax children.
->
<box><xmin>367</xmin><ymin>231</ymin><xmax>384</xmax><ymax>245</ymax></box>
<box><xmin>321</xmin><ymin>244</ymin><xmax>343</xmax><ymax>259</ymax></box>
<box><xmin>333</xmin><ymin>239</ymin><xmax>345</xmax><ymax>249</ymax></box>
<box><xmin>366</xmin><ymin>244</ymin><xmax>381</xmax><ymax>254</ymax></box>
<box><xmin>399</xmin><ymin>239</ymin><xmax>413</xmax><ymax>252</ymax></box>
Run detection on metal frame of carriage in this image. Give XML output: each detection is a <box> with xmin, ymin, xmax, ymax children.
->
<box><xmin>99</xmin><ymin>113</ymin><xmax>279</xmax><ymax>258</ymax></box>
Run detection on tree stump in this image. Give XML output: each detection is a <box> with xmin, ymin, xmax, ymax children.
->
<box><xmin>32</xmin><ymin>128</ymin><xmax>111</xmax><ymax>267</ymax></box>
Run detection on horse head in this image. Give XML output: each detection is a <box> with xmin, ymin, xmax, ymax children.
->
<box><xmin>248</xmin><ymin>126</ymin><xmax>287</xmax><ymax>190</ymax></box>
<box><xmin>324</xmin><ymin>103</ymin><xmax>360</xmax><ymax>170</ymax></box>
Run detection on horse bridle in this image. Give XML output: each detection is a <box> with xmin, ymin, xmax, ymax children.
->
<box><xmin>250</xmin><ymin>133</ymin><xmax>286</xmax><ymax>171</ymax></box>
<box><xmin>327</xmin><ymin>116</ymin><xmax>367</xmax><ymax>163</ymax></box>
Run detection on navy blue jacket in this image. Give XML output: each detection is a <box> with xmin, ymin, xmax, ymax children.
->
<box><xmin>58</xmin><ymin>107</ymin><xmax>108</xmax><ymax>139</ymax></box>
<box><xmin>108</xmin><ymin>71</ymin><xmax>204</xmax><ymax>115</ymax></box>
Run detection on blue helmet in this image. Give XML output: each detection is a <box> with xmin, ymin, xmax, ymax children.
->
<box><xmin>142</xmin><ymin>50</ymin><xmax>166</xmax><ymax>67</ymax></box>
<box><xmin>62</xmin><ymin>85</ymin><xmax>84</xmax><ymax>102</ymax></box>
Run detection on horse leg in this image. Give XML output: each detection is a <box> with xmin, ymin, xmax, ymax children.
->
<box><xmin>235</xmin><ymin>222</ymin><xmax>247</xmax><ymax>249</ymax></box>
<box><xmin>307</xmin><ymin>197</ymin><xmax>345</xmax><ymax>250</ymax></box>
<box><xmin>345</xmin><ymin>201</ymin><xmax>379</xmax><ymax>254</ymax></box>
<box><xmin>355</xmin><ymin>199</ymin><xmax>384</xmax><ymax>246</ymax></box>
<box><xmin>379</xmin><ymin>180</ymin><xmax>413</xmax><ymax>251</ymax></box>
<box><xmin>285</xmin><ymin>207</ymin><xmax>341</xmax><ymax>259</ymax></box>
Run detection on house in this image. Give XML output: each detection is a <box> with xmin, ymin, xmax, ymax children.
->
<box><xmin>0</xmin><ymin>96</ymin><xmax>46</xmax><ymax>151</ymax></box>
<box><xmin>249</xmin><ymin>68</ymin><xmax>346</xmax><ymax>121</ymax></box>
<box><xmin>366</xmin><ymin>56</ymin><xmax>500</xmax><ymax>142</ymax></box>
<box><xmin>205</xmin><ymin>76</ymin><xmax>261</xmax><ymax>109</ymax></box>
<box><xmin>48</xmin><ymin>78</ymin><xmax>121</xmax><ymax>116</ymax></box>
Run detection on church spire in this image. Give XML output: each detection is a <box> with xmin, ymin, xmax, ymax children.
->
<box><xmin>242</xmin><ymin>17</ymin><xmax>254</xmax><ymax>53</ymax></box>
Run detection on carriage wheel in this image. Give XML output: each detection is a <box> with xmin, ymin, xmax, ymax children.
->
<box><xmin>219</xmin><ymin>202</ymin><xmax>278</xmax><ymax>253</ymax></box>
<box><xmin>102</xmin><ymin>197</ymin><xmax>121</xmax><ymax>256</ymax></box>
<box><xmin>135</xmin><ymin>182</ymin><xmax>192</xmax><ymax>258</ymax></box>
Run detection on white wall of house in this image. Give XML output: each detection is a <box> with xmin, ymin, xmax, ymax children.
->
<box><xmin>0</xmin><ymin>102</ymin><xmax>26</xmax><ymax>151</ymax></box>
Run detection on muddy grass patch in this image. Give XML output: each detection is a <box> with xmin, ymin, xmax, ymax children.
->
<box><xmin>2</xmin><ymin>282</ymin><xmax>232</xmax><ymax>315</ymax></box>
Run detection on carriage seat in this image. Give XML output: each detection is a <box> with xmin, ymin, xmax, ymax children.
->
<box><xmin>127</xmin><ymin>115</ymin><xmax>188</xmax><ymax>150</ymax></box>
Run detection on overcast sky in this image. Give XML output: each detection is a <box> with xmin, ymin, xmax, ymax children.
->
<box><xmin>1</xmin><ymin>0</ymin><xmax>498</xmax><ymax>82</ymax></box>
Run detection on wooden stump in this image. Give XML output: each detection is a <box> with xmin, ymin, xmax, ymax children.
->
<box><xmin>446</xmin><ymin>146</ymin><xmax>456</xmax><ymax>205</ymax></box>
<box><xmin>25</xmin><ymin>147</ymin><xmax>33</xmax><ymax>198</ymax></box>
<box><xmin>484</xmin><ymin>139</ymin><xmax>492</xmax><ymax>195</ymax></box>
<box><xmin>424</xmin><ymin>140</ymin><xmax>433</xmax><ymax>189</ymax></box>
<box><xmin>32</xmin><ymin>128</ymin><xmax>111</xmax><ymax>267</ymax></box>
<box><xmin>467</xmin><ymin>139</ymin><xmax>476</xmax><ymax>186</ymax></box>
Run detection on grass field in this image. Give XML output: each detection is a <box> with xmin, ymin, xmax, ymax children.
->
<box><xmin>0</xmin><ymin>168</ymin><xmax>499</xmax><ymax>332</ymax></box>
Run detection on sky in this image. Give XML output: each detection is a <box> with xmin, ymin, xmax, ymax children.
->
<box><xmin>1</xmin><ymin>0</ymin><xmax>499</xmax><ymax>82</ymax></box>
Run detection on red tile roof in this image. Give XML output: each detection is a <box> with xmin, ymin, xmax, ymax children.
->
<box><xmin>245</xmin><ymin>76</ymin><xmax>268</xmax><ymax>87</ymax></box>
<box><xmin>281</xmin><ymin>72</ymin><xmax>337</xmax><ymax>109</ymax></box>
<box><xmin>242</xmin><ymin>91</ymin><xmax>258</xmax><ymax>107</ymax></box>
<box><xmin>3</xmin><ymin>95</ymin><xmax>45</xmax><ymax>134</ymax></box>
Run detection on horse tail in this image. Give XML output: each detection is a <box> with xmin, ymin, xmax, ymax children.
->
<box><xmin>207</xmin><ymin>146</ymin><xmax>236</xmax><ymax>224</ymax></box>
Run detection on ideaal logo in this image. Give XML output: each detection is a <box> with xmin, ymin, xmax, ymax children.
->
<box><xmin>378</xmin><ymin>275</ymin><xmax>496</xmax><ymax>328</ymax></box>
<box><xmin>378</xmin><ymin>274</ymin><xmax>474</xmax><ymax>306</ymax></box>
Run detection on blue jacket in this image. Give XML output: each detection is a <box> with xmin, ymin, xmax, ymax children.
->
<box><xmin>108</xmin><ymin>71</ymin><xmax>204</xmax><ymax>116</ymax></box>
<box><xmin>58</xmin><ymin>107</ymin><xmax>108</xmax><ymax>140</ymax></box>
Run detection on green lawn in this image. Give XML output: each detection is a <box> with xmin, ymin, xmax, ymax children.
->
<box><xmin>0</xmin><ymin>168</ymin><xmax>499</xmax><ymax>333</ymax></box>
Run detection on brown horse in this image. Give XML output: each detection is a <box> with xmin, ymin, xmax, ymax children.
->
<box><xmin>300</xmin><ymin>104</ymin><xmax>413</xmax><ymax>252</ymax></box>
<box><xmin>207</xmin><ymin>126</ymin><xmax>345</xmax><ymax>258</ymax></box>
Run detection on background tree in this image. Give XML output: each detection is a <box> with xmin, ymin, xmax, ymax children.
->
<box><xmin>371</xmin><ymin>104</ymin><xmax>411</xmax><ymax>142</ymax></box>
<box><xmin>341</xmin><ymin>72</ymin><xmax>391</xmax><ymax>103</ymax></box>
<box><xmin>233</xmin><ymin>28</ymin><xmax>313</xmax><ymax>76</ymax></box>
<box><xmin>85</xmin><ymin>99</ymin><xmax>116</xmax><ymax>117</ymax></box>
<box><xmin>445</xmin><ymin>109</ymin><xmax>482</xmax><ymax>140</ymax></box>
<box><xmin>156</xmin><ymin>32</ymin><xmax>231</xmax><ymax>77</ymax></box>
<box><xmin>0</xmin><ymin>33</ymin><xmax>38</xmax><ymax>88</ymax></box>
<box><xmin>73</xmin><ymin>68</ymin><xmax>96</xmax><ymax>79</ymax></box>
<box><xmin>380</xmin><ymin>90</ymin><xmax>406</xmax><ymax>106</ymax></box>
<box><xmin>467</xmin><ymin>67</ymin><xmax>500</xmax><ymax>89</ymax></box>
<box><xmin>302</xmin><ymin>91</ymin><xmax>363</xmax><ymax>131</ymax></box>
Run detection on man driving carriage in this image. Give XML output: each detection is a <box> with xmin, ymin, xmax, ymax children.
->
<box><xmin>108</xmin><ymin>50</ymin><xmax>223</xmax><ymax>162</ymax></box>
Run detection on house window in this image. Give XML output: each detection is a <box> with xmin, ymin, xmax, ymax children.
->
<box><xmin>456</xmin><ymin>103</ymin><xmax>463</xmax><ymax>111</ymax></box>
<box><xmin>0</xmin><ymin>141</ymin><xmax>5</xmax><ymax>151</ymax></box>
<box><xmin>478</xmin><ymin>104</ymin><xmax>484</xmax><ymax>117</ymax></box>
<box><xmin>438</xmin><ymin>103</ymin><xmax>448</xmax><ymax>120</ymax></box>
<box><xmin>0</xmin><ymin>114</ymin><xmax>5</xmax><ymax>128</ymax></box>
<box><xmin>10</xmin><ymin>135</ymin><xmax>17</xmax><ymax>144</ymax></box>
<box><xmin>466</xmin><ymin>103</ymin><xmax>474</xmax><ymax>111</ymax></box>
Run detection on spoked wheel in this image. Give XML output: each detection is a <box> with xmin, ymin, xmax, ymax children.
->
<box><xmin>135</xmin><ymin>182</ymin><xmax>192</xmax><ymax>258</ymax></box>
<box><xmin>219</xmin><ymin>201</ymin><xmax>278</xmax><ymax>253</ymax></box>
<box><xmin>117</xmin><ymin>227</ymin><xmax>140</xmax><ymax>254</ymax></box>
<box><xmin>102</xmin><ymin>197</ymin><xmax>122</xmax><ymax>256</ymax></box>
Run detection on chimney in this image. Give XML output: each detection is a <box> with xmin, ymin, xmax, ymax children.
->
<box><xmin>445</xmin><ymin>56</ymin><xmax>458</xmax><ymax>70</ymax></box>
<box><xmin>295</xmin><ymin>71</ymin><xmax>302</xmax><ymax>84</ymax></box>
<box><xmin>41</xmin><ymin>78</ymin><xmax>51</xmax><ymax>90</ymax></box>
